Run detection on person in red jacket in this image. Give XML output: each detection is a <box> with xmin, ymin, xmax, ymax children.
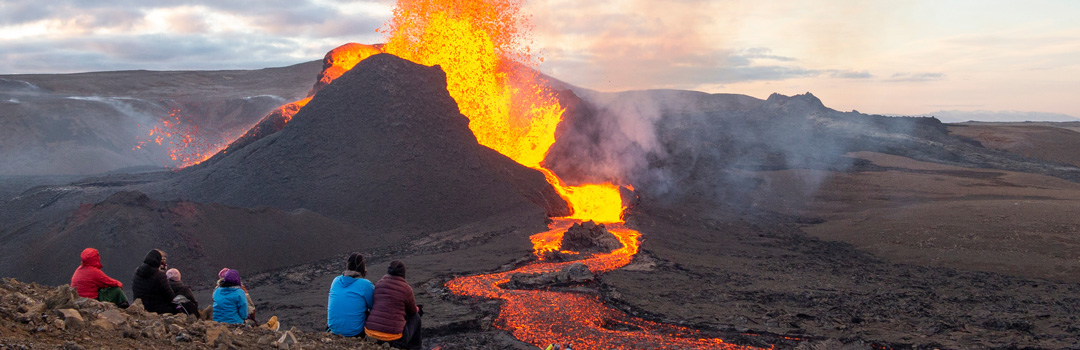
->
<box><xmin>70</xmin><ymin>247</ymin><xmax>129</xmax><ymax>308</ymax></box>
<box><xmin>364</xmin><ymin>260</ymin><xmax>422</xmax><ymax>350</ymax></box>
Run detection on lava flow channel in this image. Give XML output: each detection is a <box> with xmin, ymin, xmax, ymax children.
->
<box><xmin>446</xmin><ymin>219</ymin><xmax>763</xmax><ymax>350</ymax></box>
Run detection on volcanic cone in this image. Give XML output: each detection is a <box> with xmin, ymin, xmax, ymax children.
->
<box><xmin>158</xmin><ymin>53</ymin><xmax>568</xmax><ymax>231</ymax></box>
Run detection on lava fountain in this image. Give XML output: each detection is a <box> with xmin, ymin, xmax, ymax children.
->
<box><xmin>380</xmin><ymin>0</ymin><xmax>623</xmax><ymax>221</ymax></box>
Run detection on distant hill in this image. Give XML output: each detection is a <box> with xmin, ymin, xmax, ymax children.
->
<box><xmin>0</xmin><ymin>61</ymin><xmax>321</xmax><ymax>175</ymax></box>
<box><xmin>917</xmin><ymin>110</ymin><xmax>1080</xmax><ymax>123</ymax></box>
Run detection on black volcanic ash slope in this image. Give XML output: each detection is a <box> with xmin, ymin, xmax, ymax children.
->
<box><xmin>9</xmin><ymin>191</ymin><xmax>352</xmax><ymax>286</ymax></box>
<box><xmin>153</xmin><ymin>53</ymin><xmax>568</xmax><ymax>231</ymax></box>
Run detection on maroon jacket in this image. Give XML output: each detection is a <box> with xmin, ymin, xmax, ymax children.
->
<box><xmin>71</xmin><ymin>248</ymin><xmax>123</xmax><ymax>299</ymax></box>
<box><xmin>364</xmin><ymin>274</ymin><xmax>417</xmax><ymax>334</ymax></box>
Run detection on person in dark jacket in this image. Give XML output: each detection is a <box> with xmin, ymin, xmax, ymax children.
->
<box><xmin>213</xmin><ymin>269</ymin><xmax>249</xmax><ymax>324</ymax></box>
<box><xmin>70</xmin><ymin>247</ymin><xmax>129</xmax><ymax>308</ymax></box>
<box><xmin>132</xmin><ymin>249</ymin><xmax>176</xmax><ymax>314</ymax></box>
<box><xmin>364</xmin><ymin>260</ymin><xmax>421</xmax><ymax>350</ymax></box>
<box><xmin>166</xmin><ymin>268</ymin><xmax>199</xmax><ymax>316</ymax></box>
<box><xmin>328</xmin><ymin>253</ymin><xmax>375</xmax><ymax>337</ymax></box>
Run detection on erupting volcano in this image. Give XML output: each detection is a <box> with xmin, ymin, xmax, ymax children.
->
<box><xmin>162</xmin><ymin>0</ymin><xmax>741</xmax><ymax>347</ymax></box>
<box><xmin>298</xmin><ymin>0</ymin><xmax>743</xmax><ymax>348</ymax></box>
<box><xmin>371</xmin><ymin>1</ymin><xmax>713</xmax><ymax>346</ymax></box>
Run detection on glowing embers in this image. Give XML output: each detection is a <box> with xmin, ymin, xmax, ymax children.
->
<box><xmin>279</xmin><ymin>97</ymin><xmax>312</xmax><ymax>124</ymax></box>
<box><xmin>446</xmin><ymin>219</ymin><xmax>757</xmax><ymax>350</ymax></box>
<box><xmin>135</xmin><ymin>107</ymin><xmax>234</xmax><ymax>168</ymax></box>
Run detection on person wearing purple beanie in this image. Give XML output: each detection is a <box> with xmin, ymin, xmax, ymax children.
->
<box><xmin>212</xmin><ymin>269</ymin><xmax>248</xmax><ymax>324</ymax></box>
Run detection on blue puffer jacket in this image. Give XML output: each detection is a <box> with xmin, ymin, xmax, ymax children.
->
<box><xmin>213</xmin><ymin>286</ymin><xmax>249</xmax><ymax>324</ymax></box>
<box><xmin>327</xmin><ymin>272</ymin><xmax>375</xmax><ymax>337</ymax></box>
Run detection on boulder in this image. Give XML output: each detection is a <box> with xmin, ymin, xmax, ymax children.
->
<box><xmin>506</xmin><ymin>262</ymin><xmax>595</xmax><ymax>289</ymax></box>
<box><xmin>91</xmin><ymin>318</ymin><xmax>115</xmax><ymax>331</ymax></box>
<box><xmin>54</xmin><ymin>309</ymin><xmax>84</xmax><ymax>329</ymax></box>
<box><xmin>44</xmin><ymin>285</ymin><xmax>78</xmax><ymax>310</ymax></box>
<box><xmin>560</xmin><ymin>221</ymin><xmax>621</xmax><ymax>253</ymax></box>
<box><xmin>276</xmin><ymin>330</ymin><xmax>298</xmax><ymax>349</ymax></box>
<box><xmin>205</xmin><ymin>325</ymin><xmax>229</xmax><ymax>346</ymax></box>
<box><xmin>98</xmin><ymin>309</ymin><xmax>128</xmax><ymax>326</ymax></box>
<box><xmin>125</xmin><ymin>299</ymin><xmax>147</xmax><ymax>316</ymax></box>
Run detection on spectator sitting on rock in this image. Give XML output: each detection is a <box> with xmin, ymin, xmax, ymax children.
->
<box><xmin>364</xmin><ymin>260</ymin><xmax>422</xmax><ymax>350</ymax></box>
<box><xmin>131</xmin><ymin>249</ymin><xmax>176</xmax><ymax>314</ymax></box>
<box><xmin>328</xmin><ymin>252</ymin><xmax>375</xmax><ymax>337</ymax></box>
<box><xmin>166</xmin><ymin>268</ymin><xmax>199</xmax><ymax>316</ymax></box>
<box><xmin>213</xmin><ymin>269</ymin><xmax>248</xmax><ymax>324</ymax></box>
<box><xmin>70</xmin><ymin>247</ymin><xmax>129</xmax><ymax>308</ymax></box>
<box><xmin>216</xmin><ymin>268</ymin><xmax>259</xmax><ymax>322</ymax></box>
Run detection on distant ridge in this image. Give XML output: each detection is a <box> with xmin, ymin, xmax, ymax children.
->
<box><xmin>916</xmin><ymin>110</ymin><xmax>1079</xmax><ymax>123</ymax></box>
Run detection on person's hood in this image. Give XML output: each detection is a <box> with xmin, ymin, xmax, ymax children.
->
<box><xmin>142</xmin><ymin>249</ymin><xmax>163</xmax><ymax>268</ymax></box>
<box><xmin>135</xmin><ymin>249</ymin><xmax>164</xmax><ymax>278</ymax></box>
<box><xmin>80</xmin><ymin>248</ymin><xmax>102</xmax><ymax>269</ymax></box>
<box><xmin>338</xmin><ymin>271</ymin><xmax>365</xmax><ymax>287</ymax></box>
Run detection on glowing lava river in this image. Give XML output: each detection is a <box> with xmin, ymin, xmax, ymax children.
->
<box><xmin>446</xmin><ymin>219</ymin><xmax>764</xmax><ymax>350</ymax></box>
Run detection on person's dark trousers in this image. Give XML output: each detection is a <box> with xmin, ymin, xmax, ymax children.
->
<box><xmin>384</xmin><ymin>313</ymin><xmax>422</xmax><ymax>350</ymax></box>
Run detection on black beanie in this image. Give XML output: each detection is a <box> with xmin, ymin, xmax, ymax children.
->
<box><xmin>387</xmin><ymin>260</ymin><xmax>406</xmax><ymax>277</ymax></box>
<box><xmin>347</xmin><ymin>253</ymin><xmax>366</xmax><ymax>275</ymax></box>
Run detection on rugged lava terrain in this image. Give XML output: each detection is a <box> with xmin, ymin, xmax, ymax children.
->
<box><xmin>0</xmin><ymin>61</ymin><xmax>321</xmax><ymax>175</ymax></box>
<box><xmin>2</xmin><ymin>51</ymin><xmax>1080</xmax><ymax>349</ymax></box>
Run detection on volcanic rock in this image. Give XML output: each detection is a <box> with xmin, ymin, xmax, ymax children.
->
<box><xmin>0</xmin><ymin>62</ymin><xmax>319</xmax><ymax>176</ymax></box>
<box><xmin>44</xmin><ymin>285</ymin><xmax>78</xmax><ymax>309</ymax></box>
<box><xmin>0</xmin><ymin>278</ymin><xmax>393</xmax><ymax>348</ymax></box>
<box><xmin>505</xmin><ymin>262</ymin><xmax>594</xmax><ymax>289</ymax></box>
<box><xmin>54</xmin><ymin>309</ymin><xmax>84</xmax><ymax>329</ymax></box>
<box><xmin>559</xmin><ymin>221</ymin><xmax>621</xmax><ymax>253</ymax></box>
<box><xmin>159</xmin><ymin>53</ymin><xmax>569</xmax><ymax>231</ymax></box>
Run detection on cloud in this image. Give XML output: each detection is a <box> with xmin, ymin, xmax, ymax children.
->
<box><xmin>528</xmin><ymin>1</ymin><xmax>883</xmax><ymax>91</ymax></box>
<box><xmin>0</xmin><ymin>0</ymin><xmax>391</xmax><ymax>73</ymax></box>
<box><xmin>887</xmin><ymin>72</ymin><xmax>945</xmax><ymax>82</ymax></box>
<box><xmin>829</xmin><ymin>70</ymin><xmax>873</xmax><ymax>79</ymax></box>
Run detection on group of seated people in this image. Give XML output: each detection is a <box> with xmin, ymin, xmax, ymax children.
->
<box><xmin>71</xmin><ymin>248</ymin><xmax>422</xmax><ymax>350</ymax></box>
<box><xmin>327</xmin><ymin>253</ymin><xmax>422</xmax><ymax>349</ymax></box>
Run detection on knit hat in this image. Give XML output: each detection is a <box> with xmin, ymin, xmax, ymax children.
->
<box><xmin>166</xmin><ymin>268</ymin><xmax>181</xmax><ymax>281</ymax></box>
<box><xmin>346</xmin><ymin>253</ymin><xmax>366</xmax><ymax>275</ymax></box>
<box><xmin>223</xmin><ymin>269</ymin><xmax>242</xmax><ymax>285</ymax></box>
<box><xmin>387</xmin><ymin>260</ymin><xmax>406</xmax><ymax>277</ymax></box>
<box><xmin>218</xmin><ymin>268</ymin><xmax>230</xmax><ymax>279</ymax></box>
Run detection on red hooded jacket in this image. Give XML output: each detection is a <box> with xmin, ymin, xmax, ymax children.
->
<box><xmin>71</xmin><ymin>248</ymin><xmax>123</xmax><ymax>298</ymax></box>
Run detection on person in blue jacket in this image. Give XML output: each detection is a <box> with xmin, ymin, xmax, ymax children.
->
<box><xmin>327</xmin><ymin>252</ymin><xmax>375</xmax><ymax>337</ymax></box>
<box><xmin>213</xmin><ymin>269</ymin><xmax>249</xmax><ymax>324</ymax></box>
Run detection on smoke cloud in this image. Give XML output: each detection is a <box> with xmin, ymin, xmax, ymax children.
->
<box><xmin>544</xmin><ymin>86</ymin><xmax>928</xmax><ymax>210</ymax></box>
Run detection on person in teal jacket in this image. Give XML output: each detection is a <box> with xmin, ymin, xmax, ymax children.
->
<box><xmin>328</xmin><ymin>253</ymin><xmax>375</xmax><ymax>337</ymax></box>
<box><xmin>213</xmin><ymin>269</ymin><xmax>249</xmax><ymax>324</ymax></box>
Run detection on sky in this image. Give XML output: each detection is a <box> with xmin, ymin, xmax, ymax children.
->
<box><xmin>1</xmin><ymin>0</ymin><xmax>1078</xmax><ymax>118</ymax></box>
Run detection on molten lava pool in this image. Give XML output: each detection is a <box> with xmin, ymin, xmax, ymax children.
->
<box><xmin>446</xmin><ymin>219</ymin><xmax>764</xmax><ymax>350</ymax></box>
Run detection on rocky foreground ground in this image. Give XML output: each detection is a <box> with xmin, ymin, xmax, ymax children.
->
<box><xmin>0</xmin><ymin>278</ymin><xmax>386</xmax><ymax>349</ymax></box>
